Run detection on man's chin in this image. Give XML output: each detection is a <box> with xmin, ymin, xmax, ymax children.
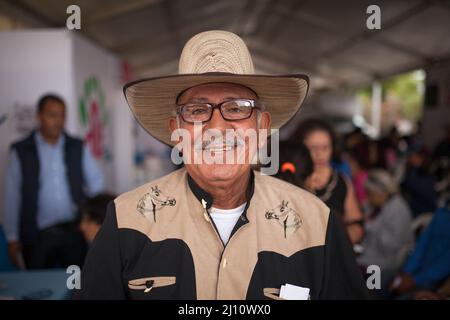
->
<box><xmin>193</xmin><ymin>163</ymin><xmax>248</xmax><ymax>182</ymax></box>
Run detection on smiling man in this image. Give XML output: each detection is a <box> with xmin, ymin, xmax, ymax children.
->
<box><xmin>77</xmin><ymin>30</ymin><xmax>369</xmax><ymax>300</ymax></box>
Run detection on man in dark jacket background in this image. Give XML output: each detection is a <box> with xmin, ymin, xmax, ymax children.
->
<box><xmin>3</xmin><ymin>94</ymin><xmax>104</xmax><ymax>269</ymax></box>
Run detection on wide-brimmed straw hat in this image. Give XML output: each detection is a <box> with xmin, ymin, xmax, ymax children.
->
<box><xmin>123</xmin><ymin>30</ymin><xmax>309</xmax><ymax>146</ymax></box>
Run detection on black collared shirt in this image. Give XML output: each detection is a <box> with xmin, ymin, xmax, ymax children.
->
<box><xmin>187</xmin><ymin>171</ymin><xmax>255</xmax><ymax>244</ymax></box>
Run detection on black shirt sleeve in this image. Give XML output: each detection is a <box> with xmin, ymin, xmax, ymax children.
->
<box><xmin>320</xmin><ymin>211</ymin><xmax>371</xmax><ymax>299</ymax></box>
<box><xmin>74</xmin><ymin>201</ymin><xmax>126</xmax><ymax>299</ymax></box>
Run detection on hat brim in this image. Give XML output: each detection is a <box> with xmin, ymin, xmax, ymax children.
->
<box><xmin>123</xmin><ymin>73</ymin><xmax>309</xmax><ymax>146</ymax></box>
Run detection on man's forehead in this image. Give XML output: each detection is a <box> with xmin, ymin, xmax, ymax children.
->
<box><xmin>178</xmin><ymin>82</ymin><xmax>257</xmax><ymax>101</ymax></box>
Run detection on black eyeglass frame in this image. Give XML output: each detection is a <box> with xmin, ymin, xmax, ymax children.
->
<box><xmin>176</xmin><ymin>99</ymin><xmax>261</xmax><ymax>124</ymax></box>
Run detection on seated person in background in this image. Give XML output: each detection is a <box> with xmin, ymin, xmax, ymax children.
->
<box><xmin>80</xmin><ymin>193</ymin><xmax>116</xmax><ymax>243</ymax></box>
<box><xmin>357</xmin><ymin>169</ymin><xmax>413</xmax><ymax>289</ymax></box>
<box><xmin>401</xmin><ymin>146</ymin><xmax>437</xmax><ymax>217</ymax></box>
<box><xmin>0</xmin><ymin>225</ymin><xmax>16</xmax><ymax>271</ymax></box>
<box><xmin>414</xmin><ymin>276</ymin><xmax>450</xmax><ymax>300</ymax></box>
<box><xmin>274</xmin><ymin>141</ymin><xmax>314</xmax><ymax>188</ymax></box>
<box><xmin>433</xmin><ymin>124</ymin><xmax>450</xmax><ymax>159</ymax></box>
<box><xmin>390</xmin><ymin>205</ymin><xmax>450</xmax><ymax>298</ymax></box>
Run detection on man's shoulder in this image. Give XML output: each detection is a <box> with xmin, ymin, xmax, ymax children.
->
<box><xmin>252</xmin><ymin>172</ymin><xmax>331</xmax><ymax>253</ymax></box>
<box><xmin>385</xmin><ymin>195</ymin><xmax>412</xmax><ymax>220</ymax></box>
<box><xmin>114</xmin><ymin>167</ymin><xmax>186</xmax><ymax>207</ymax></box>
<box><xmin>64</xmin><ymin>133</ymin><xmax>84</xmax><ymax>146</ymax></box>
<box><xmin>10</xmin><ymin>132</ymin><xmax>35</xmax><ymax>150</ymax></box>
<box><xmin>255</xmin><ymin>172</ymin><xmax>328</xmax><ymax>206</ymax></box>
<box><xmin>254</xmin><ymin>172</ymin><xmax>330</xmax><ymax>219</ymax></box>
<box><xmin>112</xmin><ymin>168</ymin><xmax>186</xmax><ymax>231</ymax></box>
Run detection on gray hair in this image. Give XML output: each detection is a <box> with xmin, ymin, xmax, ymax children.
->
<box><xmin>365</xmin><ymin>169</ymin><xmax>398</xmax><ymax>195</ymax></box>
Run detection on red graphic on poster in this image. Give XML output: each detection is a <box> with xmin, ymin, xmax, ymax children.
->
<box><xmin>85</xmin><ymin>101</ymin><xmax>103</xmax><ymax>158</ymax></box>
<box><xmin>79</xmin><ymin>76</ymin><xmax>107</xmax><ymax>160</ymax></box>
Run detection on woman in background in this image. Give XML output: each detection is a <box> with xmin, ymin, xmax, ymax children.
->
<box><xmin>295</xmin><ymin>119</ymin><xmax>364</xmax><ymax>244</ymax></box>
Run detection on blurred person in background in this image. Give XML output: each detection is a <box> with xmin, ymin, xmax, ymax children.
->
<box><xmin>274</xmin><ymin>141</ymin><xmax>314</xmax><ymax>188</ymax></box>
<box><xmin>357</xmin><ymin>169</ymin><xmax>413</xmax><ymax>291</ymax></box>
<box><xmin>343</xmin><ymin>127</ymin><xmax>367</xmax><ymax>151</ymax></box>
<box><xmin>433</xmin><ymin>124</ymin><xmax>450</xmax><ymax>159</ymax></box>
<box><xmin>380</xmin><ymin>127</ymin><xmax>402</xmax><ymax>173</ymax></box>
<box><xmin>344</xmin><ymin>148</ymin><xmax>370</xmax><ymax>213</ymax></box>
<box><xmin>413</xmin><ymin>276</ymin><xmax>450</xmax><ymax>300</ymax></box>
<box><xmin>401</xmin><ymin>145</ymin><xmax>437</xmax><ymax>217</ymax></box>
<box><xmin>80</xmin><ymin>193</ymin><xmax>115</xmax><ymax>244</ymax></box>
<box><xmin>431</xmin><ymin>124</ymin><xmax>450</xmax><ymax>204</ymax></box>
<box><xmin>390</xmin><ymin>204</ymin><xmax>450</xmax><ymax>299</ymax></box>
<box><xmin>3</xmin><ymin>94</ymin><xmax>104</xmax><ymax>269</ymax></box>
<box><xmin>0</xmin><ymin>225</ymin><xmax>15</xmax><ymax>271</ymax></box>
<box><xmin>296</xmin><ymin>119</ymin><xmax>364</xmax><ymax>244</ymax></box>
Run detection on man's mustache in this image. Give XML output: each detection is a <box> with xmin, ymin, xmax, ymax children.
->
<box><xmin>193</xmin><ymin>131</ymin><xmax>246</xmax><ymax>151</ymax></box>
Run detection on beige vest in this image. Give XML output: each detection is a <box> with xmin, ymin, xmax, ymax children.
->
<box><xmin>114</xmin><ymin>167</ymin><xmax>330</xmax><ymax>299</ymax></box>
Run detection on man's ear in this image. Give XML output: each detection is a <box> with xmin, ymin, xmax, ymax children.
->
<box><xmin>168</xmin><ymin>116</ymin><xmax>178</xmax><ymax>133</ymax></box>
<box><xmin>259</xmin><ymin>111</ymin><xmax>271</xmax><ymax>130</ymax></box>
<box><xmin>168</xmin><ymin>116</ymin><xmax>183</xmax><ymax>146</ymax></box>
<box><xmin>257</xmin><ymin>111</ymin><xmax>271</xmax><ymax>150</ymax></box>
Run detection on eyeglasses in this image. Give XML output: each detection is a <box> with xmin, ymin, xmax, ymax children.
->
<box><xmin>176</xmin><ymin>99</ymin><xmax>260</xmax><ymax>123</ymax></box>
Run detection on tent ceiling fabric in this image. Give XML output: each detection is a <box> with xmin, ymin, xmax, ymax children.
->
<box><xmin>4</xmin><ymin>0</ymin><xmax>450</xmax><ymax>91</ymax></box>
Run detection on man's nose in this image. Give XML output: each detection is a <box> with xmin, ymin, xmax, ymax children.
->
<box><xmin>207</xmin><ymin>107</ymin><xmax>230</xmax><ymax>129</ymax></box>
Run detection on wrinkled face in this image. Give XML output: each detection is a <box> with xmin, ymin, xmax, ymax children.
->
<box><xmin>303</xmin><ymin>130</ymin><xmax>333</xmax><ymax>169</ymax></box>
<box><xmin>38</xmin><ymin>99</ymin><xmax>65</xmax><ymax>140</ymax></box>
<box><xmin>169</xmin><ymin>82</ymin><xmax>270</xmax><ymax>184</ymax></box>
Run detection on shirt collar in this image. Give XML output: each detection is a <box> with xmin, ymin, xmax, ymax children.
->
<box><xmin>35</xmin><ymin>130</ymin><xmax>65</xmax><ymax>148</ymax></box>
<box><xmin>187</xmin><ymin>170</ymin><xmax>255</xmax><ymax>216</ymax></box>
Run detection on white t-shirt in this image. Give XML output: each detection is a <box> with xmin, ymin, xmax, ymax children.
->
<box><xmin>209</xmin><ymin>202</ymin><xmax>247</xmax><ymax>245</ymax></box>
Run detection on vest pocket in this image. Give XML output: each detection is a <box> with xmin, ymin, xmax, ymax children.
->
<box><xmin>128</xmin><ymin>276</ymin><xmax>176</xmax><ymax>293</ymax></box>
<box><xmin>263</xmin><ymin>288</ymin><xmax>285</xmax><ymax>300</ymax></box>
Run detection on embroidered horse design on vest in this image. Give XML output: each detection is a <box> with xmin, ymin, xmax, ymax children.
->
<box><xmin>265</xmin><ymin>200</ymin><xmax>302</xmax><ymax>238</ymax></box>
<box><xmin>137</xmin><ymin>186</ymin><xmax>176</xmax><ymax>222</ymax></box>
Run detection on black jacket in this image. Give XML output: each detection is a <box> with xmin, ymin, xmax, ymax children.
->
<box><xmin>76</xmin><ymin>168</ymin><xmax>369</xmax><ymax>299</ymax></box>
